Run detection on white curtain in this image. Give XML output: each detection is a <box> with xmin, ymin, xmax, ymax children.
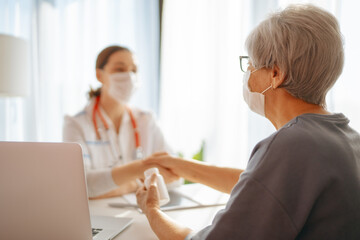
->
<box><xmin>2</xmin><ymin>0</ymin><xmax>359</xmax><ymax>167</ymax></box>
<box><xmin>0</xmin><ymin>0</ymin><xmax>160</xmax><ymax>141</ymax></box>
<box><xmin>160</xmin><ymin>0</ymin><xmax>360</xmax><ymax>168</ymax></box>
<box><xmin>0</xmin><ymin>0</ymin><xmax>33</xmax><ymax>141</ymax></box>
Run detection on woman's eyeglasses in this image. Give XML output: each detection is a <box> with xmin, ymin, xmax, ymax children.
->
<box><xmin>239</xmin><ymin>56</ymin><xmax>249</xmax><ymax>73</ymax></box>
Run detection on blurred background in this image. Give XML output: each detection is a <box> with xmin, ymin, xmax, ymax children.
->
<box><xmin>1</xmin><ymin>0</ymin><xmax>359</xmax><ymax>169</ymax></box>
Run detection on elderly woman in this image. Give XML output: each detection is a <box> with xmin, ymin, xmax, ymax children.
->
<box><xmin>136</xmin><ymin>4</ymin><xmax>360</xmax><ymax>240</ymax></box>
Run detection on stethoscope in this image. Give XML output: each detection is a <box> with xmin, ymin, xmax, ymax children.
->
<box><xmin>92</xmin><ymin>96</ymin><xmax>143</xmax><ymax>160</ymax></box>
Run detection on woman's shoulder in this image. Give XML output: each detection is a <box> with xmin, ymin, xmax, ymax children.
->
<box><xmin>130</xmin><ymin>107</ymin><xmax>156</xmax><ymax>121</ymax></box>
<box><xmin>254</xmin><ymin>114</ymin><xmax>348</xmax><ymax>168</ymax></box>
<box><xmin>273</xmin><ymin>113</ymin><xmax>349</xmax><ymax>146</ymax></box>
<box><xmin>65</xmin><ymin>110</ymin><xmax>87</xmax><ymax>121</ymax></box>
<box><xmin>64</xmin><ymin>105</ymin><xmax>91</xmax><ymax>126</ymax></box>
<box><xmin>65</xmin><ymin>101</ymin><xmax>94</xmax><ymax>120</ymax></box>
<box><xmin>250</xmin><ymin>117</ymin><xmax>324</xmax><ymax>167</ymax></box>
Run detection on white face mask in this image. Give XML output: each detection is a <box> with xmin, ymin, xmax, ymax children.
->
<box><xmin>242</xmin><ymin>69</ymin><xmax>272</xmax><ymax>117</ymax></box>
<box><xmin>107</xmin><ymin>72</ymin><xmax>137</xmax><ymax>103</ymax></box>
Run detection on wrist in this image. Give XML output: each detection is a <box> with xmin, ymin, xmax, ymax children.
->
<box><xmin>173</xmin><ymin>157</ymin><xmax>190</xmax><ymax>177</ymax></box>
<box><xmin>137</xmin><ymin>159</ymin><xmax>148</xmax><ymax>178</ymax></box>
<box><xmin>111</xmin><ymin>161</ymin><xmax>145</xmax><ymax>186</ymax></box>
<box><xmin>177</xmin><ymin>158</ymin><xmax>203</xmax><ymax>183</ymax></box>
<box><xmin>125</xmin><ymin>160</ymin><xmax>146</xmax><ymax>179</ymax></box>
<box><xmin>145</xmin><ymin>206</ymin><xmax>161</xmax><ymax>219</ymax></box>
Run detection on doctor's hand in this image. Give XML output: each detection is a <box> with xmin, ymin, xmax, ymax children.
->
<box><xmin>143</xmin><ymin>152</ymin><xmax>185</xmax><ymax>177</ymax></box>
<box><xmin>140</xmin><ymin>153</ymin><xmax>179</xmax><ymax>184</ymax></box>
<box><xmin>136</xmin><ymin>174</ymin><xmax>160</xmax><ymax>215</ymax></box>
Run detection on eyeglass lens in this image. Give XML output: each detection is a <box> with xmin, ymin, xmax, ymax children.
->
<box><xmin>240</xmin><ymin>57</ymin><xmax>249</xmax><ymax>72</ymax></box>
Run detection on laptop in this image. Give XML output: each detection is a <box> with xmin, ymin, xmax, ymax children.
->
<box><xmin>0</xmin><ymin>141</ymin><xmax>133</xmax><ymax>240</ymax></box>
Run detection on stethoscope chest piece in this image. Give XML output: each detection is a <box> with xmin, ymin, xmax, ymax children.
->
<box><xmin>134</xmin><ymin>147</ymin><xmax>144</xmax><ymax>160</ymax></box>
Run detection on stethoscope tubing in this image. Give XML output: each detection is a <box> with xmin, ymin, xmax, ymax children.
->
<box><xmin>92</xmin><ymin>96</ymin><xmax>143</xmax><ymax>161</ymax></box>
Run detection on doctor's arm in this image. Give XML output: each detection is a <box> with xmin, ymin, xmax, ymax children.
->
<box><xmin>89</xmin><ymin>161</ymin><xmax>177</xmax><ymax>199</ymax></box>
<box><xmin>144</xmin><ymin>152</ymin><xmax>244</xmax><ymax>194</ymax></box>
<box><xmin>63</xmin><ymin>116</ymin><xmax>124</xmax><ymax>198</ymax></box>
<box><xmin>83</xmin><ymin>161</ymin><xmax>179</xmax><ymax>199</ymax></box>
<box><xmin>63</xmin><ymin>116</ymin><xmax>178</xmax><ymax>198</ymax></box>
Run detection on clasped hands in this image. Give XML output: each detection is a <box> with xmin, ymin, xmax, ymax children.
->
<box><xmin>136</xmin><ymin>152</ymin><xmax>181</xmax><ymax>214</ymax></box>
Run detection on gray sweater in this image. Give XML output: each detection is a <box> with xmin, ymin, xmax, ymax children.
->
<box><xmin>189</xmin><ymin>113</ymin><xmax>360</xmax><ymax>240</ymax></box>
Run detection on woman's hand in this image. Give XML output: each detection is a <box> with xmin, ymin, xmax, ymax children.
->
<box><xmin>136</xmin><ymin>174</ymin><xmax>160</xmax><ymax>215</ymax></box>
<box><xmin>136</xmin><ymin>173</ymin><xmax>194</xmax><ymax>240</ymax></box>
<box><xmin>138</xmin><ymin>152</ymin><xmax>180</xmax><ymax>184</ymax></box>
<box><xmin>156</xmin><ymin>165</ymin><xmax>179</xmax><ymax>184</ymax></box>
<box><xmin>143</xmin><ymin>152</ymin><xmax>183</xmax><ymax>176</ymax></box>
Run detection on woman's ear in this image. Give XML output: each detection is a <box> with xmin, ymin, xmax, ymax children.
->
<box><xmin>271</xmin><ymin>65</ymin><xmax>285</xmax><ymax>89</ymax></box>
<box><xmin>96</xmin><ymin>68</ymin><xmax>104</xmax><ymax>83</ymax></box>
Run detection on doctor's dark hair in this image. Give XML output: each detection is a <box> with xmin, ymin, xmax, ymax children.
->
<box><xmin>245</xmin><ymin>4</ymin><xmax>344</xmax><ymax>107</ymax></box>
<box><xmin>88</xmin><ymin>45</ymin><xmax>131</xmax><ymax>99</ymax></box>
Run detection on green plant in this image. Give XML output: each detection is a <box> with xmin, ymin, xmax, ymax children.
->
<box><xmin>184</xmin><ymin>141</ymin><xmax>205</xmax><ymax>184</ymax></box>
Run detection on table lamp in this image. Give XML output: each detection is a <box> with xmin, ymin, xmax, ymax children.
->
<box><xmin>0</xmin><ymin>34</ymin><xmax>29</xmax><ymax>97</ymax></box>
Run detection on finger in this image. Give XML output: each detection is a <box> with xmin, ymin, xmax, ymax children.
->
<box><xmin>159</xmin><ymin>172</ymin><xmax>178</xmax><ymax>184</ymax></box>
<box><xmin>141</xmin><ymin>174</ymin><xmax>160</xmax><ymax>210</ymax></box>
<box><xmin>151</xmin><ymin>151</ymin><xmax>168</xmax><ymax>157</ymax></box>
<box><xmin>145</xmin><ymin>154</ymin><xmax>169</xmax><ymax>163</ymax></box>
<box><xmin>135</xmin><ymin>186</ymin><xmax>145</xmax><ymax>197</ymax></box>
<box><xmin>147</xmin><ymin>178</ymin><xmax>160</xmax><ymax>201</ymax></box>
<box><xmin>144</xmin><ymin>155</ymin><xmax>170</xmax><ymax>166</ymax></box>
<box><xmin>135</xmin><ymin>187</ymin><xmax>142</xmax><ymax>196</ymax></box>
<box><xmin>136</xmin><ymin>184</ymin><xmax>146</xmax><ymax>193</ymax></box>
<box><xmin>136</xmin><ymin>188</ymin><xmax>147</xmax><ymax>207</ymax></box>
<box><xmin>149</xmin><ymin>173</ymin><xmax>157</xmax><ymax>186</ymax></box>
<box><xmin>135</xmin><ymin>178</ymin><xmax>144</xmax><ymax>188</ymax></box>
<box><xmin>158</xmin><ymin>165</ymin><xmax>179</xmax><ymax>178</ymax></box>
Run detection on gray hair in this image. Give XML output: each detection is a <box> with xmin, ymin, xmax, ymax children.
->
<box><xmin>245</xmin><ymin>4</ymin><xmax>344</xmax><ymax>107</ymax></box>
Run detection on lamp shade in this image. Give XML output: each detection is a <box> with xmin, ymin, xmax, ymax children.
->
<box><xmin>0</xmin><ymin>34</ymin><xmax>30</xmax><ymax>97</ymax></box>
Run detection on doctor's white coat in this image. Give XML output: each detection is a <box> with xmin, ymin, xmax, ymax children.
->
<box><xmin>63</xmin><ymin>99</ymin><xmax>172</xmax><ymax>197</ymax></box>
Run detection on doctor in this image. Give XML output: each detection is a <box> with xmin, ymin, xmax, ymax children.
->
<box><xmin>63</xmin><ymin>45</ymin><xmax>179</xmax><ymax>199</ymax></box>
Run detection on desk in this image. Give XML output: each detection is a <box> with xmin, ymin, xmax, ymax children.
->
<box><xmin>88</xmin><ymin>184</ymin><xmax>228</xmax><ymax>240</ymax></box>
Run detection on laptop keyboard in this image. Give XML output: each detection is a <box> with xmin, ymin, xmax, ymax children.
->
<box><xmin>92</xmin><ymin>228</ymin><xmax>103</xmax><ymax>236</ymax></box>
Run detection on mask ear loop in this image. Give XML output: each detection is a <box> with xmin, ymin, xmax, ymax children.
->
<box><xmin>261</xmin><ymin>85</ymin><xmax>272</xmax><ymax>94</ymax></box>
<box><xmin>250</xmin><ymin>68</ymin><xmax>260</xmax><ymax>74</ymax></box>
<box><xmin>248</xmin><ymin>67</ymin><xmax>271</xmax><ymax>94</ymax></box>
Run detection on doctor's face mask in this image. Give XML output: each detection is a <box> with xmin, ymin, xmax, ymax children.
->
<box><xmin>107</xmin><ymin>72</ymin><xmax>138</xmax><ymax>104</ymax></box>
<box><xmin>242</xmin><ymin>68</ymin><xmax>272</xmax><ymax>117</ymax></box>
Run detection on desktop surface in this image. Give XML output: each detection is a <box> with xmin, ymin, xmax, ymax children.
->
<box><xmin>89</xmin><ymin>184</ymin><xmax>228</xmax><ymax>240</ymax></box>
